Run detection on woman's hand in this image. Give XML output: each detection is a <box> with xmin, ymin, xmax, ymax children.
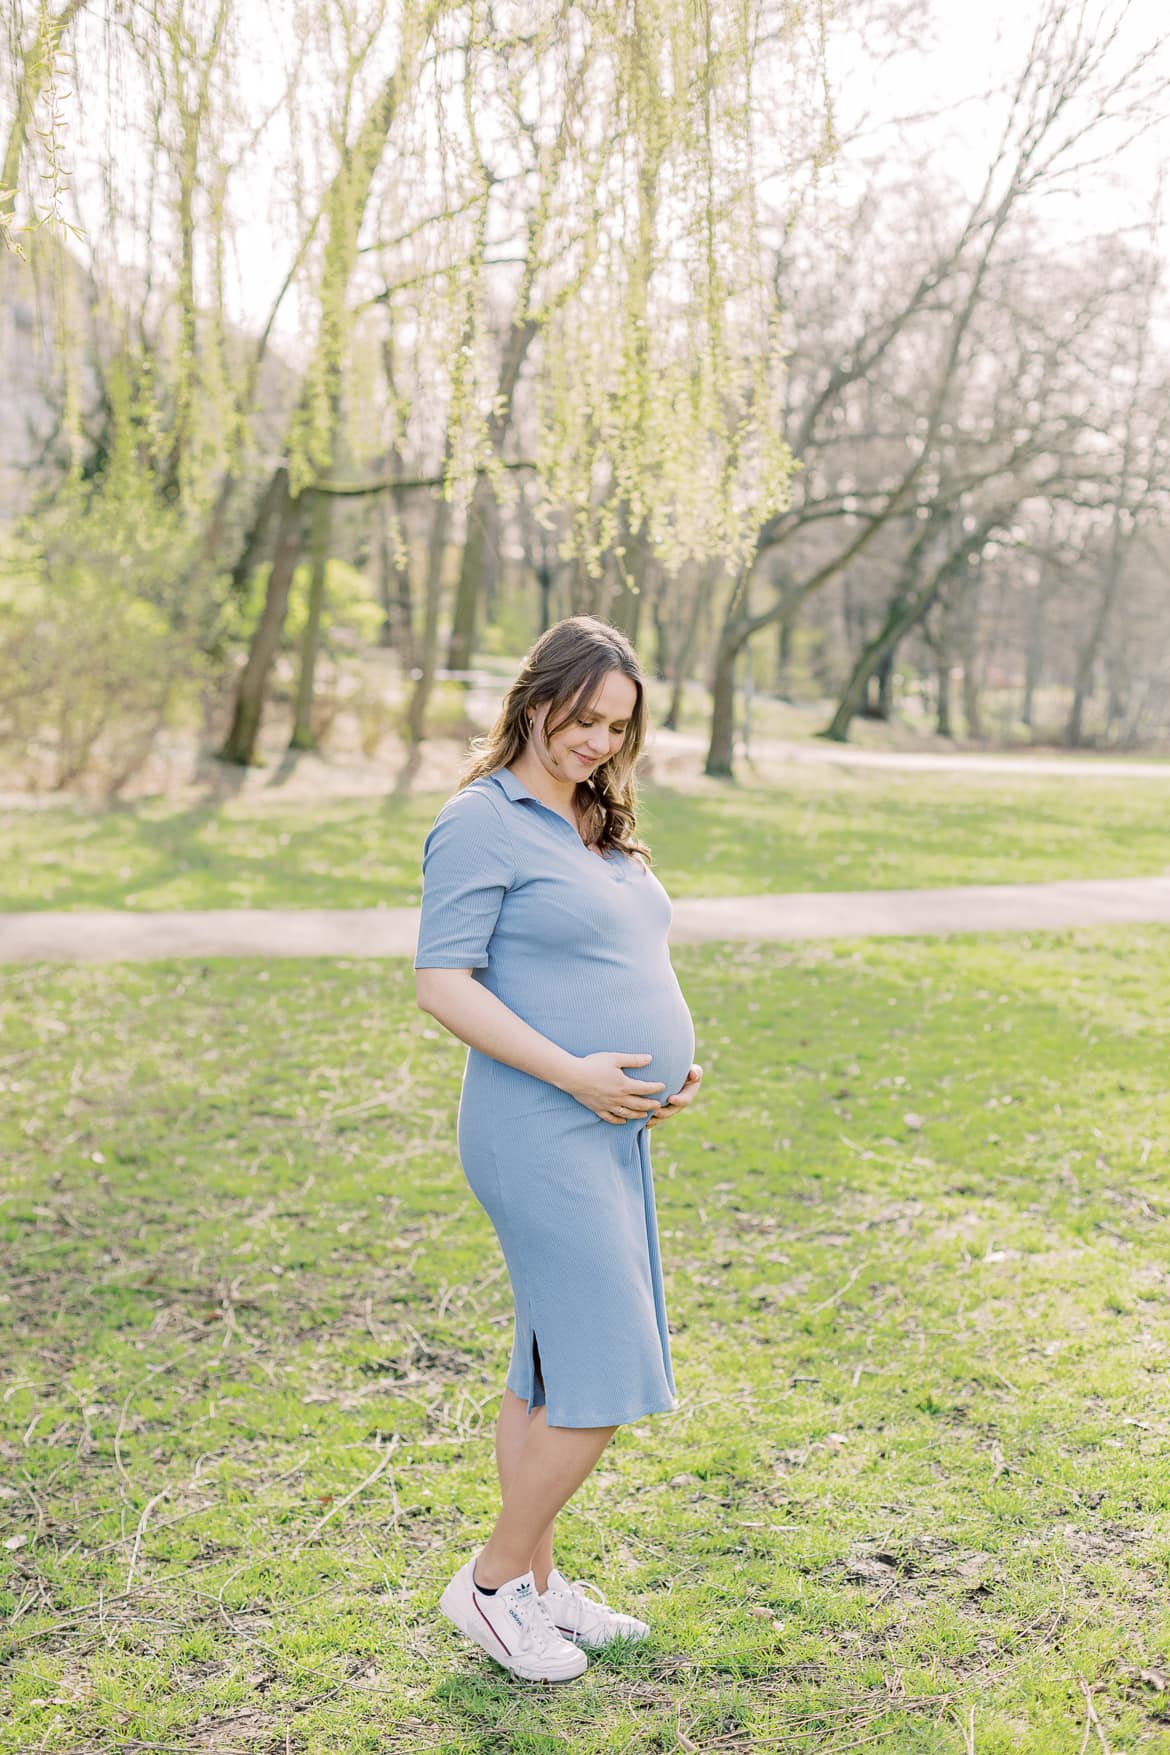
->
<box><xmin>565</xmin><ymin>1052</ymin><xmax>667</xmax><ymax>1125</ymax></box>
<box><xmin>645</xmin><ymin>1063</ymin><xmax>703</xmax><ymax>1129</ymax></box>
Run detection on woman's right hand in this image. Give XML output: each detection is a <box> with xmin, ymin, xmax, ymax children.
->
<box><xmin>565</xmin><ymin>1052</ymin><xmax>666</xmax><ymax>1125</ymax></box>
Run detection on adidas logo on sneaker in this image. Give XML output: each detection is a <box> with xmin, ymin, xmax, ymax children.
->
<box><xmin>506</xmin><ymin>1580</ymin><xmax>532</xmax><ymax>1628</ymax></box>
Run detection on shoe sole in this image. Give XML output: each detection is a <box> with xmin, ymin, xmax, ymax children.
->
<box><xmin>439</xmin><ymin>1576</ymin><xmax>587</xmax><ymax>1682</ymax></box>
<box><xmin>554</xmin><ymin>1623</ymin><xmax>650</xmax><ymax>1650</ymax></box>
<box><xmin>545</xmin><ymin>1605</ymin><xmax>650</xmax><ymax>1649</ymax></box>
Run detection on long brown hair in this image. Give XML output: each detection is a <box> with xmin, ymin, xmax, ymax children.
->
<box><xmin>459</xmin><ymin>615</ymin><xmax>652</xmax><ymax>865</ymax></box>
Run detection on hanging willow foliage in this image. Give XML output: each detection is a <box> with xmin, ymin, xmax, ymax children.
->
<box><xmin>3</xmin><ymin>0</ymin><xmax>833</xmax><ymax>568</ymax></box>
<box><xmin>517</xmin><ymin>0</ymin><xmax>824</xmax><ymax>573</ymax></box>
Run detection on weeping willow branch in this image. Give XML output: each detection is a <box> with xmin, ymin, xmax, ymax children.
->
<box><xmin>306</xmin><ymin>458</ymin><xmax>537</xmax><ymax>496</ymax></box>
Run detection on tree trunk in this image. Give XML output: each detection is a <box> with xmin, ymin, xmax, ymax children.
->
<box><xmin>218</xmin><ymin>481</ymin><xmax>305</xmax><ymax>764</ymax></box>
<box><xmin>664</xmin><ymin>564</ymin><xmax>716</xmax><ymax>731</ymax></box>
<box><xmin>936</xmin><ymin>660</ymin><xmax>953</xmax><ymax>737</ymax></box>
<box><xmin>1066</xmin><ymin>566</ymin><xmax>1125</xmax><ymax>748</ymax></box>
<box><xmin>405</xmin><ymin>487</ymin><xmax>451</xmax><ymax>746</ymax></box>
<box><xmin>226</xmin><ymin>466</ymin><xmax>287</xmax><ymax>610</ymax></box>
<box><xmin>219</xmin><ymin>65</ymin><xmax>403</xmax><ymax>764</ymax></box>
<box><xmin>821</xmin><ymin>512</ymin><xmax>1004</xmax><ymax>744</ymax></box>
<box><xmin>447</xmin><ymin>477</ymin><xmax>489</xmax><ymax>673</ymax></box>
<box><xmin>841</xmin><ymin>571</ymin><xmax>862</xmax><ymax>662</ymax></box>
<box><xmin>290</xmin><ymin>488</ymin><xmax>331</xmax><ymax>750</ymax></box>
<box><xmin>956</xmin><ymin>575</ymin><xmax>983</xmax><ymax>739</ymax></box>
<box><xmin>824</xmin><ymin>592</ymin><xmax>921</xmax><ymax>742</ymax></box>
<box><xmin>961</xmin><ymin>663</ymin><xmax>983</xmax><ymax>741</ymax></box>
<box><xmin>776</xmin><ymin>604</ymin><xmax>795</xmax><ymax>697</ymax></box>
<box><xmin>703</xmin><ymin>487</ymin><xmax>920</xmax><ymax>775</ymax></box>
<box><xmin>607</xmin><ymin>569</ymin><xmax>639</xmax><ymax>641</ymax></box>
<box><xmin>1065</xmin><ymin>666</ymin><xmax>1092</xmax><ymax>747</ymax></box>
<box><xmin>536</xmin><ymin>562</ymin><xmax>554</xmax><ymax>635</ymax></box>
<box><xmin>740</xmin><ymin>644</ymin><xmax>756</xmax><ymax>752</ymax></box>
<box><xmin>876</xmin><ymin>648</ymin><xmax>896</xmax><ymax>719</ymax></box>
<box><xmin>1104</xmin><ymin>653</ymin><xmax>1127</xmax><ymax>740</ymax></box>
<box><xmin>608</xmin><ymin>545</ymin><xmax>651</xmax><ymax>644</ymax></box>
<box><xmin>446</xmin><ymin>316</ymin><xmax>536</xmax><ymax>673</ymax></box>
<box><xmin>961</xmin><ymin>659</ymin><xmax>982</xmax><ymax>737</ymax></box>
<box><xmin>376</xmin><ymin>489</ymin><xmax>415</xmax><ymax>665</ymax></box>
<box><xmin>1021</xmin><ymin>598</ymin><xmax>1043</xmax><ymax>729</ymax></box>
<box><xmin>1067</xmin><ymin>394</ymin><xmax>1138</xmax><ymax>747</ymax></box>
<box><xmin>705</xmin><ymin>635</ymin><xmax>738</xmax><ymax>776</ymax></box>
<box><xmin>651</xmin><ymin>571</ymin><xmax>671</xmax><ymax>682</ymax></box>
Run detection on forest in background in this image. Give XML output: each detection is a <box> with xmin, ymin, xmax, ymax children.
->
<box><xmin>1</xmin><ymin>0</ymin><xmax>1168</xmax><ymax>796</ymax></box>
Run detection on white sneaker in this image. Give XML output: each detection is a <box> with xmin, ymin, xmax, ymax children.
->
<box><xmin>439</xmin><ymin>1556</ymin><xmax>588</xmax><ymax>1682</ymax></box>
<box><xmin>539</xmin><ymin>1566</ymin><xmax>650</xmax><ymax>1648</ymax></box>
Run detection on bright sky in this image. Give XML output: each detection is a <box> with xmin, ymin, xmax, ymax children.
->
<box><xmin>828</xmin><ymin>0</ymin><xmax>1168</xmax><ymax>252</ymax></box>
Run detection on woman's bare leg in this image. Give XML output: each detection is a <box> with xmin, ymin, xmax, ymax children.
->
<box><xmin>477</xmin><ymin>1390</ymin><xmax>616</xmax><ymax>1591</ymax></box>
<box><xmin>495</xmin><ymin>1387</ymin><xmax>557</xmax><ymax>1590</ymax></box>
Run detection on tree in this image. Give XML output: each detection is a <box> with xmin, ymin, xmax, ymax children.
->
<box><xmin>703</xmin><ymin>0</ymin><xmax>1170</xmax><ymax>775</ymax></box>
<box><xmin>1064</xmin><ymin>244</ymin><xmax>1170</xmax><ymax>745</ymax></box>
<box><xmin>220</xmin><ymin>9</ymin><xmax>421</xmax><ymax>764</ymax></box>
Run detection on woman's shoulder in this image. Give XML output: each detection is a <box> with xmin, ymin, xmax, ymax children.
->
<box><xmin>422</xmin><ymin>775</ymin><xmax>516</xmax><ymax>886</ymax></box>
<box><xmin>430</xmin><ymin>774</ymin><xmax>509</xmax><ymax>832</ymax></box>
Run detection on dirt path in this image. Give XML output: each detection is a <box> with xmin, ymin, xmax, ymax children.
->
<box><xmin>4</xmin><ymin>876</ymin><xmax>1170</xmax><ymax>963</ymax></box>
<box><xmin>648</xmin><ymin>728</ymin><xmax>1170</xmax><ymax>780</ymax></box>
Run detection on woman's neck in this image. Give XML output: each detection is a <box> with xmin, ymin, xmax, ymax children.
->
<box><xmin>506</xmin><ymin>750</ymin><xmax>581</xmax><ymax>818</ymax></box>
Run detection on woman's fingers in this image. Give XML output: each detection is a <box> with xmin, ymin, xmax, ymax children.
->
<box><xmin>647</xmin><ymin>1070</ymin><xmax>703</xmax><ymax>1126</ymax></box>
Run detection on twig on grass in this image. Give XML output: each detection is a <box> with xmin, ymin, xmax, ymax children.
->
<box><xmin>289</xmin><ymin>1434</ymin><xmax>400</xmax><ymax>1557</ymax></box>
<box><xmin>60</xmin><ymin>1496</ymin><xmax>217</xmax><ymax>1566</ymax></box>
<box><xmin>951</xmin><ymin>1701</ymin><xmax>976</xmax><ymax>1753</ymax></box>
<box><xmin>56</xmin><ymin>1744</ymin><xmax>261</xmax><ymax>1754</ymax></box>
<box><xmin>1078</xmin><ymin>1675</ymin><xmax>1113</xmax><ymax>1755</ymax></box>
<box><xmin>125</xmin><ymin>1487</ymin><xmax>170</xmax><ymax>1591</ymax></box>
<box><xmin>5</xmin><ymin>1549</ymin><xmax>251</xmax><ymax>1647</ymax></box>
<box><xmin>1015</xmin><ymin>1559</ymin><xmax>1069</xmax><ymax>1648</ymax></box>
<box><xmin>809</xmin><ymin>1261</ymin><xmax>868</xmax><ymax>1315</ymax></box>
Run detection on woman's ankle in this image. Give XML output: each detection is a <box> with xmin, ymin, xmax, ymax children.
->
<box><xmin>472</xmin><ymin>1547</ymin><xmax>529</xmax><ymax>1592</ymax></box>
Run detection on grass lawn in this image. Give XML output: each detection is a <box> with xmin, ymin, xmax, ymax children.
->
<box><xmin>3</xmin><ymin>928</ymin><xmax>1169</xmax><ymax>1752</ymax></box>
<box><xmin>2</xmin><ymin>765</ymin><xmax>1168</xmax><ymax>910</ymax></box>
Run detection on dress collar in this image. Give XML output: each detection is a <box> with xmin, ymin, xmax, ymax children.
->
<box><xmin>490</xmin><ymin>764</ymin><xmax>536</xmax><ymax>804</ymax></box>
<box><xmin>489</xmin><ymin>764</ymin><xmax>625</xmax><ymax>870</ymax></box>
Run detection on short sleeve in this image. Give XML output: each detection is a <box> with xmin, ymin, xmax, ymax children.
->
<box><xmin>413</xmin><ymin>786</ymin><xmax>515</xmax><ymax>971</ymax></box>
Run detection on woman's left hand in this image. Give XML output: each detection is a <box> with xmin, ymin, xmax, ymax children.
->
<box><xmin>645</xmin><ymin>1063</ymin><xmax>702</xmax><ymax>1128</ymax></box>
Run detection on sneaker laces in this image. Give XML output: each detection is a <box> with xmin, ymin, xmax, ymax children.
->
<box><xmin>511</xmin><ymin>1585</ymin><xmax>573</xmax><ymax>1657</ymax></box>
<box><xmin>554</xmin><ymin>1576</ymin><xmax>609</xmax><ymax>1636</ymax></box>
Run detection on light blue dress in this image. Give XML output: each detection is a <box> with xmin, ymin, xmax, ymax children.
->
<box><xmin>413</xmin><ymin>765</ymin><xmax>696</xmax><ymax>1428</ymax></box>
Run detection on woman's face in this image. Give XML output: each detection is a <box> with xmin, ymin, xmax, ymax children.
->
<box><xmin>531</xmin><ymin>669</ymin><xmax>638</xmax><ymax>783</ymax></box>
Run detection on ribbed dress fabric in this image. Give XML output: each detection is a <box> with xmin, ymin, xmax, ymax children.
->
<box><xmin>413</xmin><ymin>764</ymin><xmax>696</xmax><ymax>1428</ymax></box>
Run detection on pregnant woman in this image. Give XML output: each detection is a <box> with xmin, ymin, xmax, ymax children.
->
<box><xmin>415</xmin><ymin>614</ymin><xmax>703</xmax><ymax>1682</ymax></box>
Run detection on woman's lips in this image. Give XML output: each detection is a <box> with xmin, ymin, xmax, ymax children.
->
<box><xmin>572</xmin><ymin>752</ymin><xmax>597</xmax><ymax>766</ymax></box>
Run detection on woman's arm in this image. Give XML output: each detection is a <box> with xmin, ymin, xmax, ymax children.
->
<box><xmin>415</xmin><ymin>968</ymin><xmax>664</xmax><ymax>1123</ymax></box>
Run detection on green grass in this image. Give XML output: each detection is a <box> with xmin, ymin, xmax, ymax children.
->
<box><xmin>2</xmin><ymin>766</ymin><xmax>1168</xmax><ymax>909</ymax></box>
<box><xmin>3</xmin><ymin>929</ymin><xmax>1170</xmax><ymax>1751</ymax></box>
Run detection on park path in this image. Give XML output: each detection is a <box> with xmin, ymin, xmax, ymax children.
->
<box><xmin>649</xmin><ymin>728</ymin><xmax>1170</xmax><ymax>779</ymax></box>
<box><xmin>3</xmin><ymin>876</ymin><xmax>1170</xmax><ymax>963</ymax></box>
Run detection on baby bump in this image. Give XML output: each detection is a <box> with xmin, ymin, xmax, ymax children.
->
<box><xmin>602</xmin><ymin>993</ymin><xmax>695</xmax><ymax>1107</ymax></box>
<box><xmin>517</xmin><ymin>970</ymin><xmax>696</xmax><ymax>1107</ymax></box>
